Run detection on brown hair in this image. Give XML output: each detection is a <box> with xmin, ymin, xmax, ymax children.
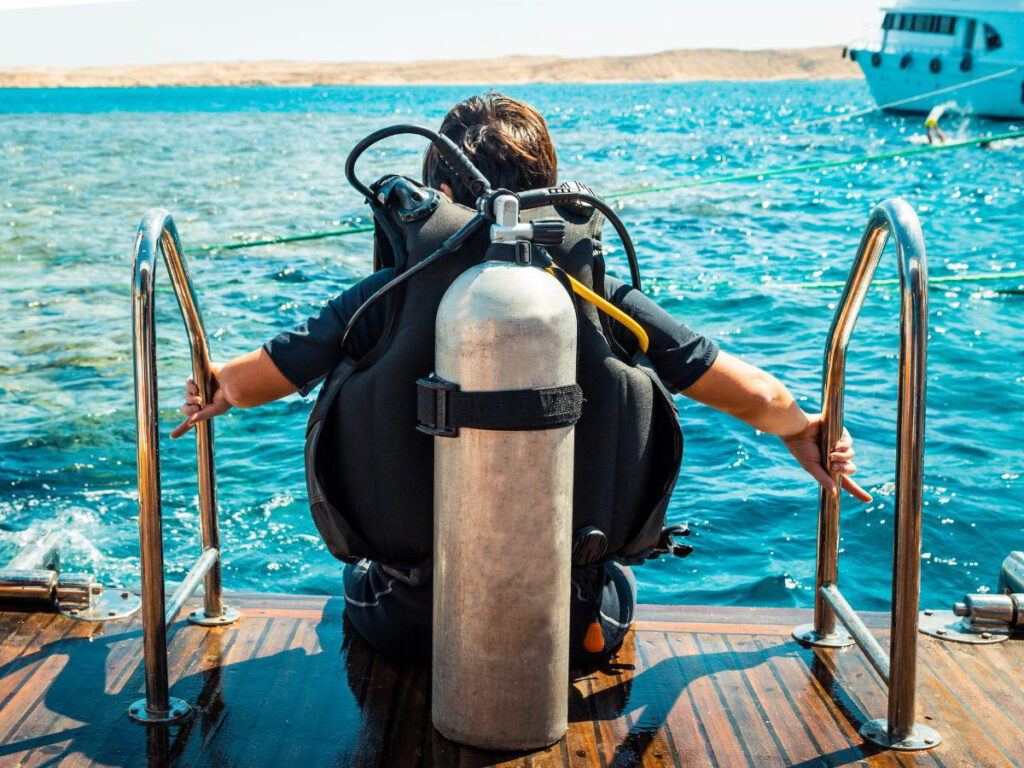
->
<box><xmin>423</xmin><ymin>92</ymin><xmax>558</xmax><ymax>206</ymax></box>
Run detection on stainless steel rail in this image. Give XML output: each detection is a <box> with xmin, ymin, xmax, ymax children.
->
<box><xmin>130</xmin><ymin>209</ymin><xmax>239</xmax><ymax>725</ymax></box>
<box><xmin>791</xmin><ymin>198</ymin><xmax>939</xmax><ymax>752</ymax></box>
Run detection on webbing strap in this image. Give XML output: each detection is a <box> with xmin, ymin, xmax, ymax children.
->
<box><xmin>416</xmin><ymin>374</ymin><xmax>583</xmax><ymax>437</ymax></box>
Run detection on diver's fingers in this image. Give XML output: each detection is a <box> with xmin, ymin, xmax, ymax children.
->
<box><xmin>805</xmin><ymin>461</ymin><xmax>838</xmax><ymax>498</ymax></box>
<box><xmin>169</xmin><ymin>402</ymin><xmax>222</xmax><ymax>439</ymax></box>
<box><xmin>842</xmin><ymin>475</ymin><xmax>873</xmax><ymax>503</ymax></box>
<box><xmin>186</xmin><ymin>377</ymin><xmax>198</xmax><ymax>397</ymax></box>
<box><xmin>180</xmin><ymin>402</ymin><xmax>201</xmax><ymax>418</ymax></box>
<box><xmin>829</xmin><ymin>446</ymin><xmax>854</xmax><ymax>463</ymax></box>
<box><xmin>833</xmin><ymin>460</ymin><xmax>857</xmax><ymax>476</ymax></box>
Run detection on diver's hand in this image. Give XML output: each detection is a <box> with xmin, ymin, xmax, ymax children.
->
<box><xmin>781</xmin><ymin>414</ymin><xmax>872</xmax><ymax>502</ymax></box>
<box><xmin>170</xmin><ymin>365</ymin><xmax>231</xmax><ymax>439</ymax></box>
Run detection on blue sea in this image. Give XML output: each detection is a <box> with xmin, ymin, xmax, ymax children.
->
<box><xmin>1</xmin><ymin>82</ymin><xmax>1022</xmax><ymax>614</ymax></box>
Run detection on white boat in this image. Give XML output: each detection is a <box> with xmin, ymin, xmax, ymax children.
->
<box><xmin>848</xmin><ymin>1</ymin><xmax>1024</xmax><ymax>119</ymax></box>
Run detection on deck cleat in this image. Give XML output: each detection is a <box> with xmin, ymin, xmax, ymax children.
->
<box><xmin>921</xmin><ymin>554</ymin><xmax>1024</xmax><ymax>644</ymax></box>
<box><xmin>0</xmin><ymin>534</ymin><xmax>140</xmax><ymax>623</ymax></box>
<box><xmin>58</xmin><ymin>576</ymin><xmax>142</xmax><ymax>622</ymax></box>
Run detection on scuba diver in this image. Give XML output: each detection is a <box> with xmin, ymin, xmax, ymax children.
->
<box><xmin>171</xmin><ymin>93</ymin><xmax>869</xmax><ymax>667</ymax></box>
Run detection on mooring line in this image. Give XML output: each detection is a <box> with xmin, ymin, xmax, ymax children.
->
<box><xmin>186</xmin><ymin>224</ymin><xmax>374</xmax><ymax>255</ymax></box>
<box><xmin>785</xmin><ymin>268</ymin><xmax>1024</xmax><ymax>291</ymax></box>
<box><xmin>605</xmin><ymin>128</ymin><xmax>1024</xmax><ymax>199</ymax></box>
<box><xmin>799</xmin><ymin>66</ymin><xmax>1021</xmax><ymax>127</ymax></box>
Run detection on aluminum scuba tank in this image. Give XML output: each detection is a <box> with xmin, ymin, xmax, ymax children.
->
<box><xmin>428</xmin><ymin>200</ymin><xmax>577</xmax><ymax>750</ymax></box>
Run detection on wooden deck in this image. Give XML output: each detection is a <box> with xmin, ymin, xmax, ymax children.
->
<box><xmin>0</xmin><ymin>593</ymin><xmax>1022</xmax><ymax>767</ymax></box>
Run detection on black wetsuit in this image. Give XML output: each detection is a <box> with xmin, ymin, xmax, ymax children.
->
<box><xmin>266</xmin><ymin>270</ymin><xmax>718</xmax><ymax>666</ymax></box>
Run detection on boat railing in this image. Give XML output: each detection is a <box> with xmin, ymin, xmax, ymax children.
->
<box><xmin>791</xmin><ymin>198</ymin><xmax>939</xmax><ymax>751</ymax></box>
<box><xmin>130</xmin><ymin>209</ymin><xmax>240</xmax><ymax>725</ymax></box>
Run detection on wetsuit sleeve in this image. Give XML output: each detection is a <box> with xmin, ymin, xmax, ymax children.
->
<box><xmin>603</xmin><ymin>276</ymin><xmax>719</xmax><ymax>393</ymax></box>
<box><xmin>263</xmin><ymin>268</ymin><xmax>395</xmax><ymax>396</ymax></box>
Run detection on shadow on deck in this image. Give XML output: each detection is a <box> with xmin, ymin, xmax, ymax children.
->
<box><xmin>0</xmin><ymin>594</ymin><xmax>1021</xmax><ymax>767</ymax></box>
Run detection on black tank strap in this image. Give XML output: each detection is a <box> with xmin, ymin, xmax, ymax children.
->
<box><xmin>416</xmin><ymin>374</ymin><xmax>583</xmax><ymax>437</ymax></box>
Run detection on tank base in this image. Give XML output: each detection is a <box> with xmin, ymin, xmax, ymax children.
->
<box><xmin>432</xmin><ymin>719</ymin><xmax>565</xmax><ymax>752</ymax></box>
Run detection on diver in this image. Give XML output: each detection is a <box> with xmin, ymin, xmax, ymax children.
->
<box><xmin>171</xmin><ymin>92</ymin><xmax>869</xmax><ymax>667</ymax></box>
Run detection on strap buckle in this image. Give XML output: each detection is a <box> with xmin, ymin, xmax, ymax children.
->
<box><xmin>416</xmin><ymin>374</ymin><xmax>459</xmax><ymax>437</ymax></box>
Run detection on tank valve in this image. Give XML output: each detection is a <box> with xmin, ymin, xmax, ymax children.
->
<box><xmin>529</xmin><ymin>219</ymin><xmax>566</xmax><ymax>247</ymax></box>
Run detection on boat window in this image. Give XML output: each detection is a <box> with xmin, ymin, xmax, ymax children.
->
<box><xmin>984</xmin><ymin>24</ymin><xmax>1002</xmax><ymax>51</ymax></box>
<box><xmin>888</xmin><ymin>13</ymin><xmax>957</xmax><ymax>35</ymax></box>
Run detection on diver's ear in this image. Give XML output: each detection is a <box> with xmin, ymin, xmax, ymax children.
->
<box><xmin>440</xmin><ymin>183</ymin><xmax>454</xmax><ymax>201</ymax></box>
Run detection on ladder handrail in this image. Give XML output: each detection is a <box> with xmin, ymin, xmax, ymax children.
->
<box><xmin>795</xmin><ymin>198</ymin><xmax>934</xmax><ymax>750</ymax></box>
<box><xmin>130</xmin><ymin>209</ymin><xmax>237</xmax><ymax>724</ymax></box>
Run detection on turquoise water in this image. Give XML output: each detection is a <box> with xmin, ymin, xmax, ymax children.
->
<box><xmin>1</xmin><ymin>82</ymin><xmax>1022</xmax><ymax>613</ymax></box>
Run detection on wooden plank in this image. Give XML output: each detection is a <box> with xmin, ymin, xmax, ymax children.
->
<box><xmin>584</xmin><ymin>630</ymin><xmax>641</xmax><ymax>766</ymax></box>
<box><xmin>271</xmin><ymin>602</ymin><xmax>369</xmax><ymax>767</ymax></box>
<box><xmin>630</xmin><ymin>628</ymin><xmax>712</xmax><ymax>767</ymax></box>
<box><xmin>0</xmin><ymin>613</ymin><xmax>66</xmax><ymax>713</ymax></box>
<box><xmin>718</xmin><ymin>633</ymin><xmax>812</xmax><ymax>766</ymax></box>
<box><xmin>625</xmin><ymin>633</ymin><xmax>682</xmax><ymax>768</ymax></box>
<box><xmin>692</xmin><ymin>632</ymin><xmax>784</xmax><ymax>766</ymax></box>
<box><xmin>664</xmin><ymin>632</ymin><xmax>750</xmax><ymax>767</ymax></box>
<box><xmin>750</xmin><ymin>635</ymin><xmax>863</xmax><ymax>765</ymax></box>
<box><xmin>635</xmin><ymin>604</ymin><xmax>891</xmax><ymax>629</ymax></box>
<box><xmin>803</xmin><ymin>639</ymin><xmax>913</xmax><ymax>768</ymax></box>
<box><xmin>919</xmin><ymin>639</ymin><xmax>1024</xmax><ymax>765</ymax></box>
<box><xmin>3</xmin><ymin>597</ymin><xmax>1024</xmax><ymax>768</ymax></box>
<box><xmin>913</xmin><ymin>638</ymin><xmax>1016</xmax><ymax>768</ymax></box>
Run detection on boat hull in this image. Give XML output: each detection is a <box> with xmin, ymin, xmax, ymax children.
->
<box><xmin>851</xmin><ymin>48</ymin><xmax>1024</xmax><ymax>119</ymax></box>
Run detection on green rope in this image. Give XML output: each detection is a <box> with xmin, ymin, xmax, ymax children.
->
<box><xmin>606</xmin><ymin>128</ymin><xmax>1024</xmax><ymax>199</ymax></box>
<box><xmin>787</xmin><ymin>269</ymin><xmax>1024</xmax><ymax>291</ymax></box>
<box><xmin>133</xmin><ymin>127</ymin><xmax>1024</xmax><ymax>256</ymax></box>
<box><xmin>186</xmin><ymin>224</ymin><xmax>374</xmax><ymax>254</ymax></box>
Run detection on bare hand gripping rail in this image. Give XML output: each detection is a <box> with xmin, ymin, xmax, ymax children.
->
<box><xmin>130</xmin><ymin>209</ymin><xmax>240</xmax><ymax>725</ymax></box>
<box><xmin>792</xmin><ymin>198</ymin><xmax>938</xmax><ymax>751</ymax></box>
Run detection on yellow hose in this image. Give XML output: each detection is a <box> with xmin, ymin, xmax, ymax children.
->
<box><xmin>546</xmin><ymin>268</ymin><xmax>649</xmax><ymax>353</ymax></box>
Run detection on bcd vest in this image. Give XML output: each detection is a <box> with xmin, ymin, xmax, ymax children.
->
<box><xmin>305</xmin><ymin>176</ymin><xmax>683</xmax><ymax>577</ymax></box>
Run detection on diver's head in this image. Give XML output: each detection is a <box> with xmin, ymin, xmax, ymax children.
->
<box><xmin>422</xmin><ymin>92</ymin><xmax>558</xmax><ymax>206</ymax></box>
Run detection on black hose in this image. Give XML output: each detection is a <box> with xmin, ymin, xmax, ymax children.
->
<box><xmin>345</xmin><ymin>124</ymin><xmax>490</xmax><ymax>203</ymax></box>
<box><xmin>518</xmin><ymin>189</ymin><xmax>642</xmax><ymax>291</ymax></box>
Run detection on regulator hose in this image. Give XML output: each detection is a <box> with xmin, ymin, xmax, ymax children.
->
<box><xmin>519</xmin><ymin>188</ymin><xmax>642</xmax><ymax>291</ymax></box>
<box><xmin>339</xmin><ymin>214</ymin><xmax>487</xmax><ymax>357</ymax></box>
<box><xmin>344</xmin><ymin>124</ymin><xmax>491</xmax><ymax>203</ymax></box>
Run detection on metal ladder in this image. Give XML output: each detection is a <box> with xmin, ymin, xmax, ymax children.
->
<box><xmin>128</xmin><ymin>209</ymin><xmax>240</xmax><ymax>725</ymax></box>
<box><xmin>791</xmin><ymin>198</ymin><xmax>938</xmax><ymax>751</ymax></box>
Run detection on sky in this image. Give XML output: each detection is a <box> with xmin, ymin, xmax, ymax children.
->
<box><xmin>0</xmin><ymin>0</ymin><xmax>886</xmax><ymax>68</ymax></box>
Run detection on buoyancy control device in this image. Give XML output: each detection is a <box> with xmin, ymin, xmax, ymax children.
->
<box><xmin>304</xmin><ymin>124</ymin><xmax>692</xmax><ymax>580</ymax></box>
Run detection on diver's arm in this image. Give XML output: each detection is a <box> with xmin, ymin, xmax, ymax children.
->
<box><xmin>683</xmin><ymin>351</ymin><xmax>871</xmax><ymax>501</ymax></box>
<box><xmin>683</xmin><ymin>351</ymin><xmax>805</xmax><ymax>434</ymax></box>
<box><xmin>171</xmin><ymin>349</ymin><xmax>296</xmax><ymax>439</ymax></box>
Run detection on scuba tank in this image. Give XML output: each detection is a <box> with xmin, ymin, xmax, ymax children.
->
<box><xmin>428</xmin><ymin>195</ymin><xmax>579</xmax><ymax>749</ymax></box>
